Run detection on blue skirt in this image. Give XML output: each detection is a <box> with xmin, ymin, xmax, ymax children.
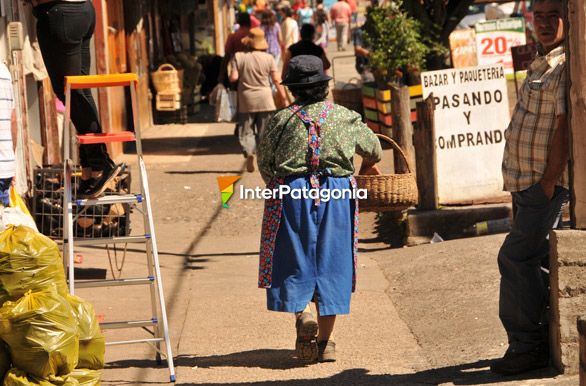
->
<box><xmin>266</xmin><ymin>176</ymin><xmax>355</xmax><ymax>316</ymax></box>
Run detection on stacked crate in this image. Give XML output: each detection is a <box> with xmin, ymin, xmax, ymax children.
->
<box><xmin>361</xmin><ymin>82</ymin><xmax>424</xmax><ymax>133</ymax></box>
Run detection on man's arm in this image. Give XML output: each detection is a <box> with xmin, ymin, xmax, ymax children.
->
<box><xmin>540</xmin><ymin>113</ymin><xmax>569</xmax><ymax>199</ymax></box>
<box><xmin>355</xmin><ymin>46</ymin><xmax>369</xmax><ymax>57</ymax></box>
<box><xmin>281</xmin><ymin>50</ymin><xmax>291</xmax><ymax>80</ymax></box>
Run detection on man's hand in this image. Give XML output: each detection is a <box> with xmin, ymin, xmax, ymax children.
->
<box><xmin>539</xmin><ymin>179</ymin><xmax>555</xmax><ymax>200</ymax></box>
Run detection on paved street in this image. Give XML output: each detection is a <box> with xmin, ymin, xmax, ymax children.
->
<box><xmin>64</xmin><ymin>118</ymin><xmax>576</xmax><ymax>385</ymax></box>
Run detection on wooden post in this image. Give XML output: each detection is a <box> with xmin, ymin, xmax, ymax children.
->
<box><xmin>568</xmin><ymin>0</ymin><xmax>586</xmax><ymax>228</ymax></box>
<box><xmin>213</xmin><ymin>0</ymin><xmax>222</xmax><ymax>55</ymax></box>
<box><xmin>390</xmin><ymin>85</ymin><xmax>416</xmax><ymax>174</ymax></box>
<box><xmin>579</xmin><ymin>318</ymin><xmax>586</xmax><ymax>385</ymax></box>
<box><xmin>125</xmin><ymin>0</ymin><xmax>152</xmax><ymax>129</ymax></box>
<box><xmin>414</xmin><ymin>95</ymin><xmax>438</xmax><ymax>210</ymax></box>
<box><xmin>38</xmin><ymin>79</ymin><xmax>61</xmax><ymax>165</ymax></box>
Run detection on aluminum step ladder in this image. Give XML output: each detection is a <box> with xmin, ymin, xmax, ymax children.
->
<box><xmin>61</xmin><ymin>73</ymin><xmax>176</xmax><ymax>382</ymax></box>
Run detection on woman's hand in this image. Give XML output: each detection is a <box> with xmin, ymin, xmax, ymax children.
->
<box><xmin>359</xmin><ymin>164</ymin><xmax>382</xmax><ymax>175</ymax></box>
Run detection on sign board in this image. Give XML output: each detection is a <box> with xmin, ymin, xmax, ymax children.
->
<box><xmin>475</xmin><ymin>17</ymin><xmax>526</xmax><ymax>74</ymax></box>
<box><xmin>421</xmin><ymin>64</ymin><xmax>510</xmax><ymax>204</ymax></box>
<box><xmin>511</xmin><ymin>43</ymin><xmax>537</xmax><ymax>72</ymax></box>
<box><xmin>449</xmin><ymin>29</ymin><xmax>478</xmax><ymax>68</ymax></box>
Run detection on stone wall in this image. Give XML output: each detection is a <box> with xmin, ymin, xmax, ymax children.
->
<box><xmin>550</xmin><ymin>230</ymin><xmax>586</xmax><ymax>374</ymax></box>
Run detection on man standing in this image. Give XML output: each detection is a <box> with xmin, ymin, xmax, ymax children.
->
<box><xmin>230</xmin><ymin>28</ymin><xmax>288</xmax><ymax>173</ymax></box>
<box><xmin>330</xmin><ymin>0</ymin><xmax>352</xmax><ymax>51</ymax></box>
<box><xmin>0</xmin><ymin>63</ymin><xmax>16</xmax><ymax>206</ymax></box>
<box><xmin>492</xmin><ymin>0</ymin><xmax>569</xmax><ymax>376</ymax></box>
<box><xmin>282</xmin><ymin>24</ymin><xmax>331</xmax><ymax>80</ymax></box>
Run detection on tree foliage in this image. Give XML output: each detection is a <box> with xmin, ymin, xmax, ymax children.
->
<box><xmin>401</xmin><ymin>0</ymin><xmax>475</xmax><ymax>69</ymax></box>
<box><xmin>363</xmin><ymin>1</ymin><xmax>430</xmax><ymax>86</ymax></box>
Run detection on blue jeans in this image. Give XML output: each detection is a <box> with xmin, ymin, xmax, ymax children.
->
<box><xmin>498</xmin><ymin>183</ymin><xmax>569</xmax><ymax>353</ymax></box>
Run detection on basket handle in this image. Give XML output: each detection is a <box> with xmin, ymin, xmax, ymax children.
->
<box><xmin>342</xmin><ymin>78</ymin><xmax>361</xmax><ymax>90</ymax></box>
<box><xmin>156</xmin><ymin>63</ymin><xmax>177</xmax><ymax>72</ymax></box>
<box><xmin>375</xmin><ymin>133</ymin><xmax>414</xmax><ymax>174</ymax></box>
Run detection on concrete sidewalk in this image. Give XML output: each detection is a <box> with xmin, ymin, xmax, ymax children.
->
<box><xmin>60</xmin><ymin>121</ymin><xmax>576</xmax><ymax>385</ymax></box>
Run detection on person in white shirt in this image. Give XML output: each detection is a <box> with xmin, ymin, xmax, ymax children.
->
<box><xmin>0</xmin><ymin>63</ymin><xmax>16</xmax><ymax>206</ymax></box>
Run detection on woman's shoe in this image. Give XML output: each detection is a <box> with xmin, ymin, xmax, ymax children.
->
<box><xmin>295</xmin><ymin>312</ymin><xmax>318</xmax><ymax>362</ymax></box>
<box><xmin>81</xmin><ymin>163</ymin><xmax>122</xmax><ymax>198</ymax></box>
<box><xmin>317</xmin><ymin>340</ymin><xmax>336</xmax><ymax>362</ymax></box>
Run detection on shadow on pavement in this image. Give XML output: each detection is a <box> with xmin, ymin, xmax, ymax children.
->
<box><xmin>106</xmin><ymin>349</ymin><xmax>309</xmax><ymax>372</ymax></box>
<box><xmin>105</xmin><ymin>356</ymin><xmax>559</xmax><ymax>385</ymax></box>
<box><xmin>181</xmin><ymin>361</ymin><xmax>556</xmax><ymax>386</ymax></box>
<box><xmin>127</xmin><ymin>135</ymin><xmax>241</xmax><ymax>156</ymax></box>
<box><xmin>166</xmin><ymin>170</ymin><xmax>243</xmax><ymax>175</ymax></box>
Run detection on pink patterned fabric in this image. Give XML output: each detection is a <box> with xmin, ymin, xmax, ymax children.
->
<box><xmin>258</xmin><ymin>102</ymin><xmax>360</xmax><ymax>291</ymax></box>
<box><xmin>258</xmin><ymin>177</ymin><xmax>285</xmax><ymax>288</ymax></box>
<box><xmin>289</xmin><ymin>102</ymin><xmax>333</xmax><ymax>206</ymax></box>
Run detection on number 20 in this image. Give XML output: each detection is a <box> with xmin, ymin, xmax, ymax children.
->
<box><xmin>482</xmin><ymin>37</ymin><xmax>507</xmax><ymax>55</ymax></box>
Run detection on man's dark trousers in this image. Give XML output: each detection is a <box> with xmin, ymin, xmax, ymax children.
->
<box><xmin>498</xmin><ymin>183</ymin><xmax>569</xmax><ymax>354</ymax></box>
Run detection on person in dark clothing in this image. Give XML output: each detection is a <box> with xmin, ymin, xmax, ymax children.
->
<box><xmin>31</xmin><ymin>0</ymin><xmax>121</xmax><ymax>198</ymax></box>
<box><xmin>282</xmin><ymin>24</ymin><xmax>331</xmax><ymax>80</ymax></box>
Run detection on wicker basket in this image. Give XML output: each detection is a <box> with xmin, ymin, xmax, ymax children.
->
<box><xmin>151</xmin><ymin>64</ymin><xmax>181</xmax><ymax>93</ymax></box>
<box><xmin>355</xmin><ymin>134</ymin><xmax>418</xmax><ymax>212</ymax></box>
<box><xmin>332</xmin><ymin>79</ymin><xmax>363</xmax><ymax>113</ymax></box>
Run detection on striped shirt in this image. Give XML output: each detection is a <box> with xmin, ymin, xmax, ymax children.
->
<box><xmin>0</xmin><ymin>64</ymin><xmax>15</xmax><ymax>179</ymax></box>
<box><xmin>502</xmin><ymin>45</ymin><xmax>567</xmax><ymax>192</ymax></box>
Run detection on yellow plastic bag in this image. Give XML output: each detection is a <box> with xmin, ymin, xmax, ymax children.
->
<box><xmin>0</xmin><ymin>288</ymin><xmax>79</xmax><ymax>379</ymax></box>
<box><xmin>0</xmin><ymin>225</ymin><xmax>68</xmax><ymax>305</ymax></box>
<box><xmin>3</xmin><ymin>369</ymin><xmax>78</xmax><ymax>386</ymax></box>
<box><xmin>8</xmin><ymin>186</ymin><xmax>32</xmax><ymax>218</ymax></box>
<box><xmin>66</xmin><ymin>295</ymin><xmax>105</xmax><ymax>370</ymax></box>
<box><xmin>69</xmin><ymin>369</ymin><xmax>100</xmax><ymax>386</ymax></box>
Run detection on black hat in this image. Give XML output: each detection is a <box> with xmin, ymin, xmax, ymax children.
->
<box><xmin>282</xmin><ymin>55</ymin><xmax>332</xmax><ymax>87</ymax></box>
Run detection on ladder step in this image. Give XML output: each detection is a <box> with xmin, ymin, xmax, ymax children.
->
<box><xmin>66</xmin><ymin>73</ymin><xmax>138</xmax><ymax>89</ymax></box>
<box><xmin>77</xmin><ymin>132</ymin><xmax>136</xmax><ymax>144</ymax></box>
<box><xmin>101</xmin><ymin>319</ymin><xmax>157</xmax><ymax>330</ymax></box>
<box><xmin>106</xmin><ymin>338</ymin><xmax>164</xmax><ymax>346</ymax></box>
<box><xmin>73</xmin><ymin>235</ymin><xmax>150</xmax><ymax>246</ymax></box>
<box><xmin>75</xmin><ymin>276</ymin><xmax>155</xmax><ymax>289</ymax></box>
<box><xmin>76</xmin><ymin>193</ymin><xmax>142</xmax><ymax>206</ymax></box>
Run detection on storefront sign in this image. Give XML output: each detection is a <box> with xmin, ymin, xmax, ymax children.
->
<box><xmin>449</xmin><ymin>29</ymin><xmax>478</xmax><ymax>68</ymax></box>
<box><xmin>475</xmin><ymin>17</ymin><xmax>526</xmax><ymax>74</ymax></box>
<box><xmin>511</xmin><ymin>43</ymin><xmax>537</xmax><ymax>72</ymax></box>
<box><xmin>421</xmin><ymin>64</ymin><xmax>510</xmax><ymax>204</ymax></box>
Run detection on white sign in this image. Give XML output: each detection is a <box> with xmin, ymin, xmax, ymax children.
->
<box><xmin>421</xmin><ymin>64</ymin><xmax>510</xmax><ymax>204</ymax></box>
<box><xmin>475</xmin><ymin>17</ymin><xmax>526</xmax><ymax>74</ymax></box>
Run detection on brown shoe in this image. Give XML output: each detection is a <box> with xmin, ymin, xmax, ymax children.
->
<box><xmin>246</xmin><ymin>154</ymin><xmax>255</xmax><ymax>173</ymax></box>
<box><xmin>318</xmin><ymin>340</ymin><xmax>336</xmax><ymax>362</ymax></box>
<box><xmin>295</xmin><ymin>312</ymin><xmax>318</xmax><ymax>362</ymax></box>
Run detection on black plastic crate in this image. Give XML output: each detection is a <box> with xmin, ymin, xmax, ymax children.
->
<box><xmin>32</xmin><ymin>166</ymin><xmax>132</xmax><ymax>239</ymax></box>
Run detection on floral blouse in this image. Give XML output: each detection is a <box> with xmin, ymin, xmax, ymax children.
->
<box><xmin>258</xmin><ymin>101</ymin><xmax>382</xmax><ymax>183</ymax></box>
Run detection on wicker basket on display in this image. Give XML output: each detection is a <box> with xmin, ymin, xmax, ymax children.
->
<box><xmin>355</xmin><ymin>134</ymin><xmax>418</xmax><ymax>212</ymax></box>
<box><xmin>332</xmin><ymin>78</ymin><xmax>363</xmax><ymax>114</ymax></box>
<box><xmin>151</xmin><ymin>63</ymin><xmax>181</xmax><ymax>93</ymax></box>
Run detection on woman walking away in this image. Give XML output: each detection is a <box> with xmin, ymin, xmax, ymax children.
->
<box><xmin>230</xmin><ymin>28</ymin><xmax>288</xmax><ymax>172</ymax></box>
<box><xmin>260</xmin><ymin>10</ymin><xmax>283</xmax><ymax>65</ymax></box>
<box><xmin>297</xmin><ymin>2</ymin><xmax>314</xmax><ymax>27</ymax></box>
<box><xmin>280</xmin><ymin>7</ymin><xmax>300</xmax><ymax>50</ymax></box>
<box><xmin>314</xmin><ymin>4</ymin><xmax>329</xmax><ymax>49</ymax></box>
<box><xmin>257</xmin><ymin>55</ymin><xmax>382</xmax><ymax>362</ymax></box>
